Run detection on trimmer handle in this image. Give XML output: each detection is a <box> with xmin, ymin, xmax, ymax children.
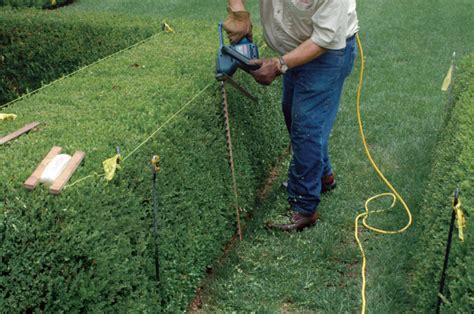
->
<box><xmin>221</xmin><ymin>46</ymin><xmax>261</xmax><ymax>72</ymax></box>
<box><xmin>218</xmin><ymin>22</ymin><xmax>261</xmax><ymax>72</ymax></box>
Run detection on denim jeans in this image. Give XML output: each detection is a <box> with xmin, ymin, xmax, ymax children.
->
<box><xmin>282</xmin><ymin>35</ymin><xmax>357</xmax><ymax>216</ymax></box>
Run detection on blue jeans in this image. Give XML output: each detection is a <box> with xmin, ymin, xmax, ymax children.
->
<box><xmin>282</xmin><ymin>35</ymin><xmax>357</xmax><ymax>216</ymax></box>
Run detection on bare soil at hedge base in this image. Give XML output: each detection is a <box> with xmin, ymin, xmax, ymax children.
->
<box><xmin>189</xmin><ymin>145</ymin><xmax>290</xmax><ymax>312</ymax></box>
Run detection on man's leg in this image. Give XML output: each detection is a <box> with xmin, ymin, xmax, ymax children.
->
<box><xmin>281</xmin><ymin>67</ymin><xmax>339</xmax><ymax>193</ymax></box>
<box><xmin>287</xmin><ymin>50</ymin><xmax>346</xmax><ymax>217</ymax></box>
<box><xmin>322</xmin><ymin>37</ymin><xmax>357</xmax><ymax>178</ymax></box>
<box><xmin>269</xmin><ymin>42</ymin><xmax>357</xmax><ymax>231</ymax></box>
<box><xmin>282</xmin><ymin>71</ymin><xmax>295</xmax><ymax>135</ymax></box>
<box><xmin>321</xmin><ymin>81</ymin><xmax>344</xmax><ymax>178</ymax></box>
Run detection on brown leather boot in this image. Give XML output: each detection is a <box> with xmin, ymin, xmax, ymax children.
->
<box><xmin>267</xmin><ymin>211</ymin><xmax>320</xmax><ymax>232</ymax></box>
<box><xmin>321</xmin><ymin>174</ymin><xmax>336</xmax><ymax>193</ymax></box>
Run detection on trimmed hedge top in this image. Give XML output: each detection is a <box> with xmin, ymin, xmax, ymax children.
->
<box><xmin>0</xmin><ymin>19</ymin><xmax>286</xmax><ymax>312</ymax></box>
<box><xmin>0</xmin><ymin>8</ymin><xmax>162</xmax><ymax>105</ymax></box>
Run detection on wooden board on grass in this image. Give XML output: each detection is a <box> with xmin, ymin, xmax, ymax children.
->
<box><xmin>24</xmin><ymin>146</ymin><xmax>63</xmax><ymax>190</ymax></box>
<box><xmin>50</xmin><ymin>151</ymin><xmax>86</xmax><ymax>195</ymax></box>
<box><xmin>0</xmin><ymin>122</ymin><xmax>40</xmax><ymax>145</ymax></box>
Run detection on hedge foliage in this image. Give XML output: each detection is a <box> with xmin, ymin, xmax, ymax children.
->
<box><xmin>0</xmin><ymin>19</ymin><xmax>286</xmax><ymax>311</ymax></box>
<box><xmin>410</xmin><ymin>54</ymin><xmax>474</xmax><ymax>312</ymax></box>
<box><xmin>0</xmin><ymin>0</ymin><xmax>72</xmax><ymax>9</ymax></box>
<box><xmin>0</xmin><ymin>8</ymin><xmax>161</xmax><ymax>105</ymax></box>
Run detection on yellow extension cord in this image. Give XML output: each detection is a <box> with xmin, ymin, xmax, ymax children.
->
<box><xmin>354</xmin><ymin>33</ymin><xmax>414</xmax><ymax>313</ymax></box>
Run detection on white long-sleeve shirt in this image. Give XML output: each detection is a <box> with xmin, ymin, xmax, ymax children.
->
<box><xmin>260</xmin><ymin>0</ymin><xmax>359</xmax><ymax>54</ymax></box>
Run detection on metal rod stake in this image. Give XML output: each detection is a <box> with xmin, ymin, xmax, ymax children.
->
<box><xmin>436</xmin><ymin>188</ymin><xmax>459</xmax><ymax>313</ymax></box>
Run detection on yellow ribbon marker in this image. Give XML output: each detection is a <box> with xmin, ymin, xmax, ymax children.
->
<box><xmin>162</xmin><ymin>21</ymin><xmax>176</xmax><ymax>34</ymax></box>
<box><xmin>0</xmin><ymin>113</ymin><xmax>17</xmax><ymax>121</ymax></box>
<box><xmin>441</xmin><ymin>52</ymin><xmax>456</xmax><ymax>91</ymax></box>
<box><xmin>102</xmin><ymin>154</ymin><xmax>122</xmax><ymax>181</ymax></box>
<box><xmin>454</xmin><ymin>198</ymin><xmax>466</xmax><ymax>242</ymax></box>
<box><xmin>151</xmin><ymin>155</ymin><xmax>161</xmax><ymax>173</ymax></box>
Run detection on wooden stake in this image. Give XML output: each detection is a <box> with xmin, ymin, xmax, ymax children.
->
<box><xmin>0</xmin><ymin>122</ymin><xmax>40</xmax><ymax>145</ymax></box>
<box><xmin>24</xmin><ymin>146</ymin><xmax>63</xmax><ymax>190</ymax></box>
<box><xmin>50</xmin><ymin>151</ymin><xmax>86</xmax><ymax>195</ymax></box>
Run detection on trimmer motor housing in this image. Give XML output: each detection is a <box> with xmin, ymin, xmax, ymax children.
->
<box><xmin>216</xmin><ymin>22</ymin><xmax>260</xmax><ymax>81</ymax></box>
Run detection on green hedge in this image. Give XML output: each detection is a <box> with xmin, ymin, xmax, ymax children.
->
<box><xmin>0</xmin><ymin>0</ymin><xmax>72</xmax><ymax>9</ymax></box>
<box><xmin>410</xmin><ymin>54</ymin><xmax>474</xmax><ymax>312</ymax></box>
<box><xmin>0</xmin><ymin>19</ymin><xmax>286</xmax><ymax>311</ymax></box>
<box><xmin>0</xmin><ymin>8</ymin><xmax>161</xmax><ymax>105</ymax></box>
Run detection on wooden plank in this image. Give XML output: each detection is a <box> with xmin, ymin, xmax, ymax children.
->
<box><xmin>24</xmin><ymin>146</ymin><xmax>63</xmax><ymax>190</ymax></box>
<box><xmin>49</xmin><ymin>151</ymin><xmax>86</xmax><ymax>195</ymax></box>
<box><xmin>0</xmin><ymin>122</ymin><xmax>40</xmax><ymax>145</ymax></box>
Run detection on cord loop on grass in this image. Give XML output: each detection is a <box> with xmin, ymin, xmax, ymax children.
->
<box><xmin>354</xmin><ymin>33</ymin><xmax>414</xmax><ymax>314</ymax></box>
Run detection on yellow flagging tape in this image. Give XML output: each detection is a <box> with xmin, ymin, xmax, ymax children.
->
<box><xmin>0</xmin><ymin>113</ymin><xmax>17</xmax><ymax>121</ymax></box>
<box><xmin>103</xmin><ymin>154</ymin><xmax>122</xmax><ymax>181</ymax></box>
<box><xmin>64</xmin><ymin>82</ymin><xmax>213</xmax><ymax>189</ymax></box>
<box><xmin>0</xmin><ymin>31</ymin><xmax>165</xmax><ymax>110</ymax></box>
<box><xmin>454</xmin><ymin>198</ymin><xmax>466</xmax><ymax>242</ymax></box>
<box><xmin>354</xmin><ymin>33</ymin><xmax>413</xmax><ymax>314</ymax></box>
<box><xmin>162</xmin><ymin>21</ymin><xmax>176</xmax><ymax>33</ymax></box>
<box><xmin>441</xmin><ymin>52</ymin><xmax>456</xmax><ymax>92</ymax></box>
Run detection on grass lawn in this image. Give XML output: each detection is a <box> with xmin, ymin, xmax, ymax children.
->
<box><xmin>194</xmin><ymin>0</ymin><xmax>474</xmax><ymax>312</ymax></box>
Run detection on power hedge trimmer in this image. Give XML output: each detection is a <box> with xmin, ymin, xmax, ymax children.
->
<box><xmin>215</xmin><ymin>21</ymin><xmax>260</xmax><ymax>240</ymax></box>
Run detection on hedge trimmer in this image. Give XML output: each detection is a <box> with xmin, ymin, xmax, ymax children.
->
<box><xmin>215</xmin><ymin>21</ymin><xmax>260</xmax><ymax>240</ymax></box>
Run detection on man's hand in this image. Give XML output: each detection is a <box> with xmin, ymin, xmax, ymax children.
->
<box><xmin>250</xmin><ymin>58</ymin><xmax>282</xmax><ymax>86</ymax></box>
<box><xmin>223</xmin><ymin>7</ymin><xmax>252</xmax><ymax>43</ymax></box>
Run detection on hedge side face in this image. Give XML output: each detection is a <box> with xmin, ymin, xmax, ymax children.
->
<box><xmin>0</xmin><ymin>19</ymin><xmax>287</xmax><ymax>311</ymax></box>
<box><xmin>410</xmin><ymin>54</ymin><xmax>474</xmax><ymax>312</ymax></box>
<box><xmin>0</xmin><ymin>0</ymin><xmax>73</xmax><ymax>9</ymax></box>
<box><xmin>0</xmin><ymin>9</ymin><xmax>160</xmax><ymax>105</ymax></box>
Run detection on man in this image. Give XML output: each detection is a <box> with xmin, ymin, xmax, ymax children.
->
<box><xmin>224</xmin><ymin>0</ymin><xmax>359</xmax><ymax>231</ymax></box>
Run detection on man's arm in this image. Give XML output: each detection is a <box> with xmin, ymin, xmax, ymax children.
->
<box><xmin>250</xmin><ymin>40</ymin><xmax>327</xmax><ymax>86</ymax></box>
<box><xmin>282</xmin><ymin>39</ymin><xmax>327</xmax><ymax>70</ymax></box>
<box><xmin>224</xmin><ymin>0</ymin><xmax>252</xmax><ymax>43</ymax></box>
<box><xmin>228</xmin><ymin>0</ymin><xmax>246</xmax><ymax>11</ymax></box>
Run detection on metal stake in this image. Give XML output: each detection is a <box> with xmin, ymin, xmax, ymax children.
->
<box><xmin>436</xmin><ymin>188</ymin><xmax>459</xmax><ymax>313</ymax></box>
<box><xmin>151</xmin><ymin>155</ymin><xmax>161</xmax><ymax>283</ymax></box>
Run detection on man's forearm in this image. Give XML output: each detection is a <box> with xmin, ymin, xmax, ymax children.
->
<box><xmin>228</xmin><ymin>0</ymin><xmax>246</xmax><ymax>11</ymax></box>
<box><xmin>282</xmin><ymin>39</ymin><xmax>327</xmax><ymax>70</ymax></box>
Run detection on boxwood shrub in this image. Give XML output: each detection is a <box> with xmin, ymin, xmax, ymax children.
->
<box><xmin>0</xmin><ymin>0</ymin><xmax>73</xmax><ymax>9</ymax></box>
<box><xmin>410</xmin><ymin>54</ymin><xmax>474</xmax><ymax>312</ymax></box>
<box><xmin>0</xmin><ymin>8</ymin><xmax>161</xmax><ymax>105</ymax></box>
<box><xmin>0</xmin><ymin>19</ymin><xmax>287</xmax><ymax>311</ymax></box>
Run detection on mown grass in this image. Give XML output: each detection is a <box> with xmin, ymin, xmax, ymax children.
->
<box><xmin>197</xmin><ymin>0</ymin><xmax>474</xmax><ymax>312</ymax></box>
